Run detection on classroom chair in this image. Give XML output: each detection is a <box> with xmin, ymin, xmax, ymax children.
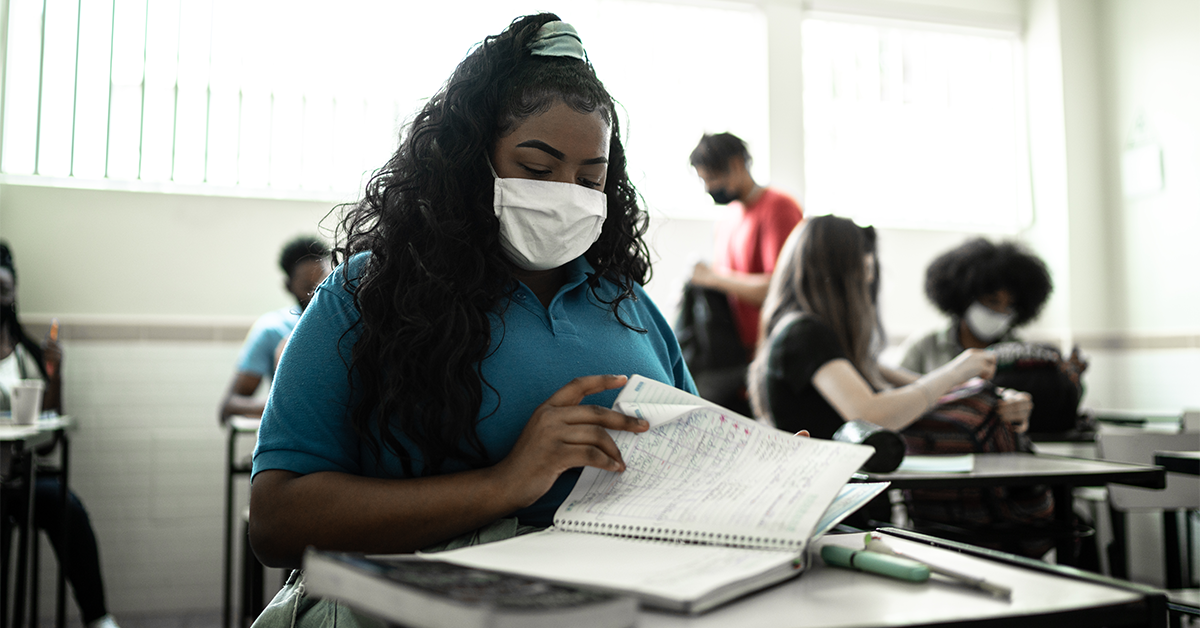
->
<box><xmin>223</xmin><ymin>417</ymin><xmax>264</xmax><ymax>628</ymax></box>
<box><xmin>1</xmin><ymin>445</ymin><xmax>70</xmax><ymax>628</ymax></box>
<box><xmin>1096</xmin><ymin>429</ymin><xmax>1199</xmax><ymax>628</ymax></box>
<box><xmin>240</xmin><ymin>507</ymin><xmax>264</xmax><ymax>626</ymax></box>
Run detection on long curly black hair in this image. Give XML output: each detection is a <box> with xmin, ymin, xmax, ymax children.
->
<box><xmin>924</xmin><ymin>238</ymin><xmax>1053</xmax><ymax>326</ymax></box>
<box><xmin>334</xmin><ymin>13</ymin><xmax>650</xmax><ymax>476</ymax></box>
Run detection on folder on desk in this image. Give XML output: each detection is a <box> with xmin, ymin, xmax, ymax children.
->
<box><xmin>897</xmin><ymin>454</ymin><xmax>975</xmax><ymax>473</ymax></box>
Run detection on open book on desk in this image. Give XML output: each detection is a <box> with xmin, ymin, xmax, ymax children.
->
<box><xmin>424</xmin><ymin>375</ymin><xmax>889</xmax><ymax>614</ymax></box>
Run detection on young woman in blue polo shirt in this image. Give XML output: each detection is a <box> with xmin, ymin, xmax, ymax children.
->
<box><xmin>249</xmin><ymin>14</ymin><xmax>694</xmax><ymax>572</ymax></box>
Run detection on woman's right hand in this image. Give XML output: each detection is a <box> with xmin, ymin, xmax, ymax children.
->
<box><xmin>950</xmin><ymin>348</ymin><xmax>997</xmax><ymax>381</ymax></box>
<box><xmin>690</xmin><ymin>261</ymin><xmax>717</xmax><ymax>288</ymax></box>
<box><xmin>493</xmin><ymin>375</ymin><xmax>648</xmax><ymax>509</ymax></box>
<box><xmin>41</xmin><ymin>336</ymin><xmax>63</xmax><ymax>379</ymax></box>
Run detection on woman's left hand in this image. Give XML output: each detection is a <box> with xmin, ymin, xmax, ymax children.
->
<box><xmin>996</xmin><ymin>388</ymin><xmax>1032</xmax><ymax>433</ymax></box>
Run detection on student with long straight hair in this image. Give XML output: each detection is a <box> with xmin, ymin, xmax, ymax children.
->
<box><xmin>249</xmin><ymin>13</ymin><xmax>694</xmax><ymax>581</ymax></box>
<box><xmin>747</xmin><ymin>216</ymin><xmax>1002</xmax><ymax>439</ymax></box>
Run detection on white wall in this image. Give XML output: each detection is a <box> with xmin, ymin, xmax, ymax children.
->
<box><xmin>1101</xmin><ymin>0</ymin><xmax>1200</xmax><ymax>334</ymax></box>
<box><xmin>0</xmin><ymin>184</ymin><xmax>332</xmax><ymax>320</ymax></box>
<box><xmin>1082</xmin><ymin>0</ymin><xmax>1200</xmax><ymax>412</ymax></box>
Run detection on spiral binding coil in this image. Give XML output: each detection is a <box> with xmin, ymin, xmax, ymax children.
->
<box><xmin>553</xmin><ymin>517</ymin><xmax>804</xmax><ymax>550</ymax></box>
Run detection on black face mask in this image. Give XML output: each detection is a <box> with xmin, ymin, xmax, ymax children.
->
<box><xmin>708</xmin><ymin>188</ymin><xmax>738</xmax><ymax>205</ymax></box>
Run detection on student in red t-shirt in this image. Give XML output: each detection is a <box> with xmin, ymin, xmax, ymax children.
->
<box><xmin>689</xmin><ymin>133</ymin><xmax>803</xmax><ymax>357</ymax></box>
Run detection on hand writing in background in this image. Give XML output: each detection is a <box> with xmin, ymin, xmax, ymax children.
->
<box><xmin>43</xmin><ymin>317</ymin><xmax>61</xmax><ymax>378</ymax></box>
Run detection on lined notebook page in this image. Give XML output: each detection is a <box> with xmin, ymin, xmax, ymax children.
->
<box><xmin>557</xmin><ymin>376</ymin><xmax>873</xmax><ymax>550</ymax></box>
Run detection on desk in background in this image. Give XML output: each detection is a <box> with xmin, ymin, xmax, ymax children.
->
<box><xmin>1154</xmin><ymin>450</ymin><xmax>1199</xmax><ymax>477</ymax></box>
<box><xmin>862</xmin><ymin>452</ymin><xmax>1166</xmax><ymax>567</ymax></box>
<box><xmin>1</xmin><ymin>416</ymin><xmax>74</xmax><ymax>628</ymax></box>
<box><xmin>1093</xmin><ymin>409</ymin><xmax>1185</xmax><ymax>432</ymax></box>
<box><xmin>222</xmin><ymin>416</ymin><xmax>262</xmax><ymax>628</ymax></box>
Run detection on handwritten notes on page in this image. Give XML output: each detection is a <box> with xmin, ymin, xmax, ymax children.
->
<box><xmin>556</xmin><ymin>375</ymin><xmax>874</xmax><ymax>550</ymax></box>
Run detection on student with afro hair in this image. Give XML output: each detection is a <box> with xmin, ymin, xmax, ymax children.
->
<box><xmin>898</xmin><ymin>238</ymin><xmax>1054</xmax><ymax>374</ymax></box>
<box><xmin>898</xmin><ymin>238</ymin><xmax>1089</xmax><ymax>434</ymax></box>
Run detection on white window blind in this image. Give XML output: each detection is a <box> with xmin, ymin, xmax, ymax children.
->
<box><xmin>1</xmin><ymin>0</ymin><xmax>768</xmax><ymax>209</ymax></box>
<box><xmin>801</xmin><ymin>17</ymin><xmax>1032</xmax><ymax>231</ymax></box>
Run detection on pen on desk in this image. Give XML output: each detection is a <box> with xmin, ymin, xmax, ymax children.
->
<box><xmin>820</xmin><ymin>544</ymin><xmax>930</xmax><ymax>582</ymax></box>
<box><xmin>865</xmin><ymin>534</ymin><xmax>1012</xmax><ymax>600</ymax></box>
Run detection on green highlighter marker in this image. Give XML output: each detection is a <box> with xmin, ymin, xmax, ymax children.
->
<box><xmin>821</xmin><ymin>545</ymin><xmax>931</xmax><ymax>582</ymax></box>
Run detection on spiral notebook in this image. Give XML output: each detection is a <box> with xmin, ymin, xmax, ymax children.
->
<box><xmin>425</xmin><ymin>375</ymin><xmax>888</xmax><ymax>613</ymax></box>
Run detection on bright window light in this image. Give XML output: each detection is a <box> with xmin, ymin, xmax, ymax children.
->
<box><xmin>1</xmin><ymin>0</ymin><xmax>768</xmax><ymax>210</ymax></box>
<box><xmin>801</xmin><ymin>18</ymin><xmax>1032</xmax><ymax>231</ymax></box>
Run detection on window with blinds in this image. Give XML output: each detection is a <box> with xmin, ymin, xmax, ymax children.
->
<box><xmin>1</xmin><ymin>0</ymin><xmax>768</xmax><ymax>209</ymax></box>
<box><xmin>801</xmin><ymin>17</ymin><xmax>1032</xmax><ymax>231</ymax></box>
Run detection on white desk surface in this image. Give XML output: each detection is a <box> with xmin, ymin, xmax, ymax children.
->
<box><xmin>637</xmin><ymin>532</ymin><xmax>1150</xmax><ymax>627</ymax></box>
<box><xmin>0</xmin><ymin>415</ymin><xmax>73</xmax><ymax>479</ymax></box>
<box><xmin>228</xmin><ymin>415</ymin><xmax>262</xmax><ymax>432</ymax></box>
<box><xmin>0</xmin><ymin>415</ymin><xmax>74</xmax><ymax>442</ymax></box>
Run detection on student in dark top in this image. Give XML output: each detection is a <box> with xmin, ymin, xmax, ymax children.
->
<box><xmin>747</xmin><ymin>216</ymin><xmax>1007</xmax><ymax>439</ymax></box>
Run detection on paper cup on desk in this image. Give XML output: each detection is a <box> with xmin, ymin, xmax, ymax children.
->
<box><xmin>11</xmin><ymin>379</ymin><xmax>45</xmax><ymax>425</ymax></box>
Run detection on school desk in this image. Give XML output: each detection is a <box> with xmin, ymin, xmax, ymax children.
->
<box><xmin>861</xmin><ymin>452</ymin><xmax>1166</xmax><ymax>567</ymax></box>
<box><xmin>1154</xmin><ymin>450</ymin><xmax>1199</xmax><ymax>476</ymax></box>
<box><xmin>1</xmin><ymin>415</ymin><xmax>74</xmax><ymax>628</ymax></box>
<box><xmin>636</xmin><ymin>528</ymin><xmax>1167</xmax><ymax>627</ymax></box>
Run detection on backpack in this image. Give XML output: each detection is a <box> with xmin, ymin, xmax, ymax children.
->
<box><xmin>988</xmin><ymin>342</ymin><xmax>1084</xmax><ymax>434</ymax></box>
<box><xmin>900</xmin><ymin>380</ymin><xmax>1055</xmax><ymax>555</ymax></box>
<box><xmin>675</xmin><ymin>284</ymin><xmax>751</xmax><ymax>416</ymax></box>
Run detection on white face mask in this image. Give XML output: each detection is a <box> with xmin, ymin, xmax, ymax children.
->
<box><xmin>964</xmin><ymin>301</ymin><xmax>1016</xmax><ymax>343</ymax></box>
<box><xmin>493</xmin><ymin>175</ymin><xmax>607</xmax><ymax>271</ymax></box>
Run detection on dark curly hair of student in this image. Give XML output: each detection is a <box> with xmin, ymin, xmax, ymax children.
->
<box><xmin>0</xmin><ymin>242</ymin><xmax>49</xmax><ymax>380</ymax></box>
<box><xmin>278</xmin><ymin>235</ymin><xmax>329</xmax><ymax>279</ymax></box>
<box><xmin>333</xmin><ymin>13</ymin><xmax>651</xmax><ymax>476</ymax></box>
<box><xmin>688</xmin><ymin>132</ymin><xmax>751</xmax><ymax>174</ymax></box>
<box><xmin>924</xmin><ymin>238</ymin><xmax>1053</xmax><ymax>327</ymax></box>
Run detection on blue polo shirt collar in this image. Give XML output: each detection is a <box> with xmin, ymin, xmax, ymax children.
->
<box><xmin>508</xmin><ymin>256</ymin><xmax>595</xmax><ymax>337</ymax></box>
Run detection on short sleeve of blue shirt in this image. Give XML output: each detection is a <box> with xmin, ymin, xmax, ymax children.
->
<box><xmin>236</xmin><ymin>307</ymin><xmax>301</xmax><ymax>379</ymax></box>
<box><xmin>253</xmin><ymin>254</ymin><xmax>696</xmax><ymax>527</ymax></box>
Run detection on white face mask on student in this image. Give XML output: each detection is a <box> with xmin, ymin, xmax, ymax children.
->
<box><xmin>964</xmin><ymin>301</ymin><xmax>1016</xmax><ymax>343</ymax></box>
<box><xmin>492</xmin><ymin>175</ymin><xmax>607</xmax><ymax>271</ymax></box>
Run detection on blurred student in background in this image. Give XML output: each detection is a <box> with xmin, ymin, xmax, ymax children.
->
<box><xmin>747</xmin><ymin>217</ymin><xmax>1000</xmax><ymax>438</ymax></box>
<box><xmin>218</xmin><ymin>236</ymin><xmax>331</xmax><ymax>424</ymax></box>
<box><xmin>688</xmin><ymin>133</ymin><xmax>803</xmax><ymax>357</ymax></box>
<box><xmin>0</xmin><ymin>242</ymin><xmax>120</xmax><ymax>628</ymax></box>
<box><xmin>898</xmin><ymin>238</ymin><xmax>1086</xmax><ymax>433</ymax></box>
<box><xmin>898</xmin><ymin>238</ymin><xmax>1055</xmax><ymax>373</ymax></box>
